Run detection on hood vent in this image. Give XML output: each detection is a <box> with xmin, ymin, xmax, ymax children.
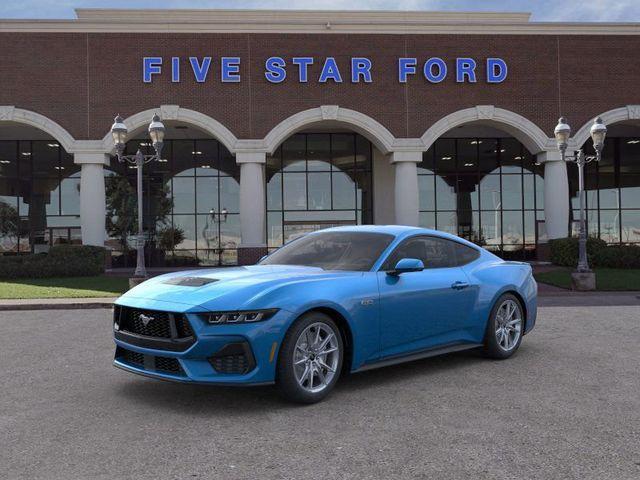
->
<box><xmin>163</xmin><ymin>276</ymin><xmax>218</xmax><ymax>287</ymax></box>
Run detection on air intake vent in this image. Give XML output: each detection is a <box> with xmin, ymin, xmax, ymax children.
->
<box><xmin>163</xmin><ymin>276</ymin><xmax>218</xmax><ymax>287</ymax></box>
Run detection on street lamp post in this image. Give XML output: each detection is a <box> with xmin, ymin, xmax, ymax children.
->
<box><xmin>110</xmin><ymin>114</ymin><xmax>166</xmax><ymax>278</ymax></box>
<box><xmin>553</xmin><ymin>116</ymin><xmax>607</xmax><ymax>285</ymax></box>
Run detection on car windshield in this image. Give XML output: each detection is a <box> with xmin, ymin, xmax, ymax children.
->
<box><xmin>260</xmin><ymin>231</ymin><xmax>395</xmax><ymax>271</ymax></box>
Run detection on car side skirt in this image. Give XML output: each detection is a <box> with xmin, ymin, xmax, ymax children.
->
<box><xmin>353</xmin><ymin>342</ymin><xmax>484</xmax><ymax>373</ymax></box>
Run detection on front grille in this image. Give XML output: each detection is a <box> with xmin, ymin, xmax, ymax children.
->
<box><xmin>116</xmin><ymin>347</ymin><xmax>185</xmax><ymax>376</ymax></box>
<box><xmin>208</xmin><ymin>342</ymin><xmax>256</xmax><ymax>375</ymax></box>
<box><xmin>175</xmin><ymin>315</ymin><xmax>194</xmax><ymax>338</ymax></box>
<box><xmin>114</xmin><ymin>306</ymin><xmax>195</xmax><ymax>345</ymax></box>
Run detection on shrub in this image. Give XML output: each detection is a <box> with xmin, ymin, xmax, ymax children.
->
<box><xmin>549</xmin><ymin>237</ymin><xmax>607</xmax><ymax>267</ymax></box>
<box><xmin>593</xmin><ymin>245</ymin><xmax>640</xmax><ymax>269</ymax></box>
<box><xmin>0</xmin><ymin>245</ymin><xmax>106</xmax><ymax>279</ymax></box>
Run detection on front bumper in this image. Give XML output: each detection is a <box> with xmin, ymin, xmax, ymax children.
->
<box><xmin>113</xmin><ymin>297</ymin><xmax>290</xmax><ymax>386</ymax></box>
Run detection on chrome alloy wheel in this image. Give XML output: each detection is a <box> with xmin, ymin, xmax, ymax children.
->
<box><xmin>494</xmin><ymin>299</ymin><xmax>523</xmax><ymax>351</ymax></box>
<box><xmin>293</xmin><ymin>322</ymin><xmax>340</xmax><ymax>394</ymax></box>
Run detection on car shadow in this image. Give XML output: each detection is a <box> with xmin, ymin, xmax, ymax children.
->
<box><xmin>113</xmin><ymin>348</ymin><xmax>500</xmax><ymax>414</ymax></box>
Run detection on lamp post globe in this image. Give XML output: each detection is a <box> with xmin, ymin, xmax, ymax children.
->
<box><xmin>148</xmin><ymin>113</ymin><xmax>166</xmax><ymax>157</ymax></box>
<box><xmin>590</xmin><ymin>117</ymin><xmax>607</xmax><ymax>155</ymax></box>
<box><xmin>110</xmin><ymin>115</ymin><xmax>128</xmax><ymax>156</ymax></box>
<box><xmin>554</xmin><ymin>117</ymin><xmax>571</xmax><ymax>155</ymax></box>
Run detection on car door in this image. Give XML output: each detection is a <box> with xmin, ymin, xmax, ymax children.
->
<box><xmin>376</xmin><ymin>235</ymin><xmax>476</xmax><ymax>358</ymax></box>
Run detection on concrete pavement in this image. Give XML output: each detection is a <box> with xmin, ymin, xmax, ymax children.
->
<box><xmin>1</xmin><ymin>306</ymin><xmax>639</xmax><ymax>479</ymax></box>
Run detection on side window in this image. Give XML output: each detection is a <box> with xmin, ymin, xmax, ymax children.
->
<box><xmin>453</xmin><ymin>242</ymin><xmax>480</xmax><ymax>266</ymax></box>
<box><xmin>381</xmin><ymin>236</ymin><xmax>457</xmax><ymax>270</ymax></box>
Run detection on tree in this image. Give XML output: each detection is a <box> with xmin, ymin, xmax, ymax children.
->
<box><xmin>0</xmin><ymin>201</ymin><xmax>21</xmax><ymax>249</ymax></box>
<box><xmin>105</xmin><ymin>175</ymin><xmax>173</xmax><ymax>252</ymax></box>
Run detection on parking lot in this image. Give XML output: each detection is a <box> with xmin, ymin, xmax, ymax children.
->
<box><xmin>2</xmin><ymin>304</ymin><xmax>639</xmax><ymax>480</ymax></box>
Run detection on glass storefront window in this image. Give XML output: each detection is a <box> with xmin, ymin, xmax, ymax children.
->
<box><xmin>569</xmin><ymin>137</ymin><xmax>640</xmax><ymax>245</ymax></box>
<box><xmin>266</xmin><ymin>133</ymin><xmax>373</xmax><ymax>247</ymax></box>
<box><xmin>0</xmin><ymin>140</ymin><xmax>80</xmax><ymax>254</ymax></box>
<box><xmin>106</xmin><ymin>138</ymin><xmax>239</xmax><ymax>267</ymax></box>
<box><xmin>419</xmin><ymin>137</ymin><xmax>544</xmax><ymax>259</ymax></box>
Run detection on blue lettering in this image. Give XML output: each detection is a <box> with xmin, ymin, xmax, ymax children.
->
<box><xmin>398</xmin><ymin>58</ymin><xmax>417</xmax><ymax>83</ymax></box>
<box><xmin>189</xmin><ymin>57</ymin><xmax>211</xmax><ymax>83</ymax></box>
<box><xmin>351</xmin><ymin>57</ymin><xmax>372</xmax><ymax>83</ymax></box>
<box><xmin>143</xmin><ymin>57</ymin><xmax>162</xmax><ymax>83</ymax></box>
<box><xmin>221</xmin><ymin>57</ymin><xmax>241</xmax><ymax>82</ymax></box>
<box><xmin>424</xmin><ymin>57</ymin><xmax>447</xmax><ymax>83</ymax></box>
<box><xmin>319</xmin><ymin>57</ymin><xmax>343</xmax><ymax>83</ymax></box>
<box><xmin>265</xmin><ymin>56</ymin><xmax>287</xmax><ymax>83</ymax></box>
<box><xmin>487</xmin><ymin>58</ymin><xmax>508</xmax><ymax>83</ymax></box>
<box><xmin>456</xmin><ymin>58</ymin><xmax>477</xmax><ymax>83</ymax></box>
<box><xmin>171</xmin><ymin>57</ymin><xmax>180</xmax><ymax>83</ymax></box>
<box><xmin>292</xmin><ymin>57</ymin><xmax>314</xmax><ymax>82</ymax></box>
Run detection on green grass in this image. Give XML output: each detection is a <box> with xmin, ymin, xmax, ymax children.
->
<box><xmin>535</xmin><ymin>268</ymin><xmax>640</xmax><ymax>291</ymax></box>
<box><xmin>0</xmin><ymin>276</ymin><xmax>129</xmax><ymax>299</ymax></box>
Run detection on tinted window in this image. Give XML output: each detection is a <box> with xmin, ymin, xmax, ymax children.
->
<box><xmin>381</xmin><ymin>236</ymin><xmax>457</xmax><ymax>270</ymax></box>
<box><xmin>260</xmin><ymin>231</ymin><xmax>394</xmax><ymax>271</ymax></box>
<box><xmin>454</xmin><ymin>242</ymin><xmax>480</xmax><ymax>266</ymax></box>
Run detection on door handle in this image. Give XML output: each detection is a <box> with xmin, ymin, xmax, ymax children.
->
<box><xmin>451</xmin><ymin>281</ymin><xmax>469</xmax><ymax>290</ymax></box>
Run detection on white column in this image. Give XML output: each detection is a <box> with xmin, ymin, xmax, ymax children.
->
<box><xmin>391</xmin><ymin>151</ymin><xmax>421</xmax><ymax>226</ymax></box>
<box><xmin>75</xmin><ymin>153</ymin><xmax>109</xmax><ymax>246</ymax></box>
<box><xmin>539</xmin><ymin>151</ymin><xmax>569</xmax><ymax>239</ymax></box>
<box><xmin>237</xmin><ymin>152</ymin><xmax>266</xmax><ymax>247</ymax></box>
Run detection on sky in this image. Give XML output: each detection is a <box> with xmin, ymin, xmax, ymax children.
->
<box><xmin>1</xmin><ymin>0</ymin><xmax>640</xmax><ymax>22</ymax></box>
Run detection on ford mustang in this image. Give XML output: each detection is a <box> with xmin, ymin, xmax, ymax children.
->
<box><xmin>113</xmin><ymin>225</ymin><xmax>537</xmax><ymax>403</ymax></box>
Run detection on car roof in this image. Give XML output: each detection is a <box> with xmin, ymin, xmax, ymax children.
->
<box><xmin>309</xmin><ymin>225</ymin><xmax>483</xmax><ymax>249</ymax></box>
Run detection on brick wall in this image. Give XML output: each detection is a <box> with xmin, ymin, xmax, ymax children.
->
<box><xmin>1</xmin><ymin>32</ymin><xmax>640</xmax><ymax>142</ymax></box>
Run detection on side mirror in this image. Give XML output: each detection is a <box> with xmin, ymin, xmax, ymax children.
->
<box><xmin>387</xmin><ymin>258</ymin><xmax>424</xmax><ymax>276</ymax></box>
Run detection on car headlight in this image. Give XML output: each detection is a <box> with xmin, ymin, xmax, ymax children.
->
<box><xmin>204</xmin><ymin>309</ymin><xmax>279</xmax><ymax>324</ymax></box>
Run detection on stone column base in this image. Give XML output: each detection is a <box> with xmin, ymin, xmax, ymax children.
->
<box><xmin>571</xmin><ymin>272</ymin><xmax>596</xmax><ymax>291</ymax></box>
<box><xmin>237</xmin><ymin>245</ymin><xmax>268</xmax><ymax>266</ymax></box>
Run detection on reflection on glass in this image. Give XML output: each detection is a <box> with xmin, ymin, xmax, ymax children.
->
<box><xmin>418</xmin><ymin>175</ymin><xmax>435</xmax><ymax>210</ymax></box>
<box><xmin>501</xmin><ymin>175</ymin><xmax>523</xmax><ymax>210</ymax></box>
<box><xmin>621</xmin><ymin>210</ymin><xmax>640</xmax><ymax>243</ymax></box>
<box><xmin>266</xmin><ymin>133</ymin><xmax>372</xmax><ymax>248</ymax></box>
<box><xmin>283</xmin><ymin>173</ymin><xmax>307</xmax><ymax>210</ymax></box>
<box><xmin>418</xmin><ymin>136</ymin><xmax>545</xmax><ymax>257</ymax></box>
<box><xmin>599</xmin><ymin>210</ymin><xmax>620</xmax><ymax>243</ymax></box>
<box><xmin>308</xmin><ymin>172</ymin><xmax>331</xmax><ymax>210</ymax></box>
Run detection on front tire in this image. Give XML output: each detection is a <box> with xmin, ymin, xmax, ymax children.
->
<box><xmin>276</xmin><ymin>312</ymin><xmax>343</xmax><ymax>404</ymax></box>
<box><xmin>482</xmin><ymin>293</ymin><xmax>524</xmax><ymax>359</ymax></box>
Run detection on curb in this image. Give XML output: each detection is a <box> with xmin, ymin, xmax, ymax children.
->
<box><xmin>0</xmin><ymin>300</ymin><xmax>115</xmax><ymax>311</ymax></box>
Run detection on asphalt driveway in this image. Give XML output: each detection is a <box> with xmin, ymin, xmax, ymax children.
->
<box><xmin>1</xmin><ymin>305</ymin><xmax>639</xmax><ymax>480</ymax></box>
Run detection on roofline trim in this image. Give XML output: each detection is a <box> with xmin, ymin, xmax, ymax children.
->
<box><xmin>1</xmin><ymin>8</ymin><xmax>640</xmax><ymax>34</ymax></box>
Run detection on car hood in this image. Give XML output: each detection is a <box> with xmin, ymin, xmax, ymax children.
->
<box><xmin>117</xmin><ymin>265</ymin><xmax>363</xmax><ymax>311</ymax></box>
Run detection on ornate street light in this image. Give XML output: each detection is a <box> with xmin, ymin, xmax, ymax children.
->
<box><xmin>110</xmin><ymin>113</ymin><xmax>165</xmax><ymax>278</ymax></box>
<box><xmin>554</xmin><ymin>116</ymin><xmax>607</xmax><ymax>277</ymax></box>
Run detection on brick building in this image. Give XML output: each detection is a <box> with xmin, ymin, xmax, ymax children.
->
<box><xmin>1</xmin><ymin>9</ymin><xmax>640</xmax><ymax>266</ymax></box>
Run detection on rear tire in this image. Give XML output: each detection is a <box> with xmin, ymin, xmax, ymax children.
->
<box><xmin>482</xmin><ymin>293</ymin><xmax>524</xmax><ymax>359</ymax></box>
<box><xmin>276</xmin><ymin>312</ymin><xmax>343</xmax><ymax>404</ymax></box>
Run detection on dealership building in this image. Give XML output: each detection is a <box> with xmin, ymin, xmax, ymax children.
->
<box><xmin>1</xmin><ymin>9</ymin><xmax>640</xmax><ymax>266</ymax></box>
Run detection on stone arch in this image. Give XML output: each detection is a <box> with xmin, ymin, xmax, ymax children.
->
<box><xmin>100</xmin><ymin>105</ymin><xmax>239</xmax><ymax>154</ymax></box>
<box><xmin>0</xmin><ymin>106</ymin><xmax>76</xmax><ymax>153</ymax></box>
<box><xmin>572</xmin><ymin>105</ymin><xmax>640</xmax><ymax>148</ymax></box>
<box><xmin>420</xmin><ymin>105</ymin><xmax>553</xmax><ymax>154</ymax></box>
<box><xmin>263</xmin><ymin>106</ymin><xmax>397</xmax><ymax>155</ymax></box>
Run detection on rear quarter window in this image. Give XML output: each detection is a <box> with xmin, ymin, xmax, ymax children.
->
<box><xmin>454</xmin><ymin>242</ymin><xmax>480</xmax><ymax>266</ymax></box>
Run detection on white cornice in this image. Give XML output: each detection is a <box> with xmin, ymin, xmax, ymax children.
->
<box><xmin>0</xmin><ymin>9</ymin><xmax>639</xmax><ymax>35</ymax></box>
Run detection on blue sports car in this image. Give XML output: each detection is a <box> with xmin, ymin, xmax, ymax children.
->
<box><xmin>113</xmin><ymin>225</ymin><xmax>537</xmax><ymax>403</ymax></box>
